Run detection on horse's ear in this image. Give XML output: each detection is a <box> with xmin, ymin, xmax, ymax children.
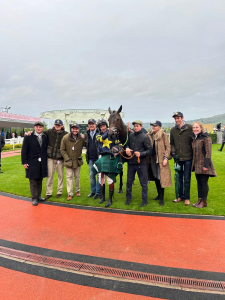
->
<box><xmin>117</xmin><ymin>105</ymin><xmax>122</xmax><ymax>114</ymax></box>
<box><xmin>108</xmin><ymin>107</ymin><xmax>112</xmax><ymax>114</ymax></box>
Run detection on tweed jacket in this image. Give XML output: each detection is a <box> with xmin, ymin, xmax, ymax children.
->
<box><xmin>147</xmin><ymin>129</ymin><xmax>172</xmax><ymax>188</ymax></box>
<box><xmin>170</xmin><ymin>123</ymin><xmax>193</xmax><ymax>161</ymax></box>
<box><xmin>60</xmin><ymin>133</ymin><xmax>85</xmax><ymax>168</ymax></box>
<box><xmin>191</xmin><ymin>132</ymin><xmax>216</xmax><ymax>177</ymax></box>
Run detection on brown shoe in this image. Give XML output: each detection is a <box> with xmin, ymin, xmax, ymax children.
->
<box><xmin>67</xmin><ymin>195</ymin><xmax>73</xmax><ymax>201</ymax></box>
<box><xmin>184</xmin><ymin>199</ymin><xmax>190</xmax><ymax>206</ymax></box>
<box><xmin>76</xmin><ymin>192</ymin><xmax>81</xmax><ymax>197</ymax></box>
<box><xmin>192</xmin><ymin>199</ymin><xmax>202</xmax><ymax>207</ymax></box>
<box><xmin>56</xmin><ymin>194</ymin><xmax>62</xmax><ymax>198</ymax></box>
<box><xmin>196</xmin><ymin>199</ymin><xmax>207</xmax><ymax>208</ymax></box>
<box><xmin>45</xmin><ymin>195</ymin><xmax>52</xmax><ymax>200</ymax></box>
<box><xmin>173</xmin><ymin>198</ymin><xmax>183</xmax><ymax>203</ymax></box>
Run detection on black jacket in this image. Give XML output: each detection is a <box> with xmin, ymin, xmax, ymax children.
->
<box><xmin>126</xmin><ymin>130</ymin><xmax>151</xmax><ymax>164</ymax></box>
<box><xmin>0</xmin><ymin>136</ymin><xmax>5</xmax><ymax>152</ymax></box>
<box><xmin>85</xmin><ymin>128</ymin><xmax>99</xmax><ymax>164</ymax></box>
<box><xmin>21</xmin><ymin>132</ymin><xmax>48</xmax><ymax>179</ymax></box>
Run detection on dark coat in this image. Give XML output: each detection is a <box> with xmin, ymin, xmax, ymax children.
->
<box><xmin>191</xmin><ymin>131</ymin><xmax>217</xmax><ymax>177</ymax></box>
<box><xmin>21</xmin><ymin>132</ymin><xmax>48</xmax><ymax>179</ymax></box>
<box><xmin>0</xmin><ymin>135</ymin><xmax>5</xmax><ymax>152</ymax></box>
<box><xmin>84</xmin><ymin>128</ymin><xmax>99</xmax><ymax>164</ymax></box>
<box><xmin>44</xmin><ymin>127</ymin><xmax>68</xmax><ymax>160</ymax></box>
<box><xmin>170</xmin><ymin>123</ymin><xmax>193</xmax><ymax>161</ymax></box>
<box><xmin>126</xmin><ymin>130</ymin><xmax>151</xmax><ymax>165</ymax></box>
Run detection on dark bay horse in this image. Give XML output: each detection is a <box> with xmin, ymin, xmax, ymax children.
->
<box><xmin>108</xmin><ymin>105</ymin><xmax>128</xmax><ymax>193</ymax></box>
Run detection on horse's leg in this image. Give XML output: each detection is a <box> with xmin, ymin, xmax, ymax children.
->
<box><xmin>118</xmin><ymin>171</ymin><xmax>123</xmax><ymax>193</ymax></box>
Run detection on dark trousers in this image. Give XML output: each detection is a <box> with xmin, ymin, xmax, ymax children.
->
<box><xmin>219</xmin><ymin>142</ymin><xmax>225</xmax><ymax>151</ymax></box>
<box><xmin>29</xmin><ymin>178</ymin><xmax>43</xmax><ymax>200</ymax></box>
<box><xmin>155</xmin><ymin>178</ymin><xmax>164</xmax><ymax>200</ymax></box>
<box><xmin>178</xmin><ymin>160</ymin><xmax>192</xmax><ymax>200</ymax></box>
<box><xmin>195</xmin><ymin>174</ymin><xmax>209</xmax><ymax>200</ymax></box>
<box><xmin>126</xmin><ymin>163</ymin><xmax>148</xmax><ymax>203</ymax></box>
<box><xmin>0</xmin><ymin>151</ymin><xmax>1</xmax><ymax>170</ymax></box>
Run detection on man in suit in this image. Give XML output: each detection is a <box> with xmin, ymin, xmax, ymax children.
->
<box><xmin>21</xmin><ymin>121</ymin><xmax>48</xmax><ymax>206</ymax></box>
<box><xmin>0</xmin><ymin>134</ymin><xmax>5</xmax><ymax>173</ymax></box>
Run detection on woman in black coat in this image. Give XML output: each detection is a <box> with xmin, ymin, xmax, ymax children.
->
<box><xmin>21</xmin><ymin>122</ymin><xmax>48</xmax><ymax>206</ymax></box>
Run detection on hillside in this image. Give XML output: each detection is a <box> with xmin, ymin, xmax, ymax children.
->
<box><xmin>141</xmin><ymin>113</ymin><xmax>225</xmax><ymax>129</ymax></box>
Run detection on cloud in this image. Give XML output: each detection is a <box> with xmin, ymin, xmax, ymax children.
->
<box><xmin>0</xmin><ymin>0</ymin><xmax>225</xmax><ymax>122</ymax></box>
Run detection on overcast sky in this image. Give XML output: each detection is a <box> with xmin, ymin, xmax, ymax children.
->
<box><xmin>1</xmin><ymin>0</ymin><xmax>225</xmax><ymax>123</ymax></box>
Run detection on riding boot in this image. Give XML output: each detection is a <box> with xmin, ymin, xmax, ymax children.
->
<box><xmin>105</xmin><ymin>184</ymin><xmax>114</xmax><ymax>207</ymax></box>
<box><xmin>98</xmin><ymin>184</ymin><xmax>105</xmax><ymax>204</ymax></box>
<box><xmin>159</xmin><ymin>187</ymin><xmax>164</xmax><ymax>206</ymax></box>
<box><xmin>154</xmin><ymin>179</ymin><xmax>161</xmax><ymax>200</ymax></box>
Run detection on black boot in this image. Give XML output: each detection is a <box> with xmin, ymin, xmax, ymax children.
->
<box><xmin>159</xmin><ymin>187</ymin><xmax>164</xmax><ymax>206</ymax></box>
<box><xmin>98</xmin><ymin>184</ymin><xmax>105</xmax><ymax>204</ymax></box>
<box><xmin>105</xmin><ymin>187</ymin><xmax>114</xmax><ymax>207</ymax></box>
<box><xmin>154</xmin><ymin>179</ymin><xmax>161</xmax><ymax>200</ymax></box>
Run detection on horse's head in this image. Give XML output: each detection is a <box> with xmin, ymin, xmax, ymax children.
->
<box><xmin>108</xmin><ymin>105</ymin><xmax>122</xmax><ymax>140</ymax></box>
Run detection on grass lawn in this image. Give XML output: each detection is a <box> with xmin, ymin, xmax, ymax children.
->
<box><xmin>0</xmin><ymin>144</ymin><xmax>224</xmax><ymax>216</ymax></box>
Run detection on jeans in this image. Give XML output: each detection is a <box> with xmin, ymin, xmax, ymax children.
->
<box><xmin>178</xmin><ymin>160</ymin><xmax>192</xmax><ymax>200</ymax></box>
<box><xmin>88</xmin><ymin>159</ymin><xmax>100</xmax><ymax>194</ymax></box>
<box><xmin>219</xmin><ymin>141</ymin><xmax>225</xmax><ymax>151</ymax></box>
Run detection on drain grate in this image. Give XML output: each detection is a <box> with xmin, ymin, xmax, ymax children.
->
<box><xmin>0</xmin><ymin>246</ymin><xmax>224</xmax><ymax>292</ymax></box>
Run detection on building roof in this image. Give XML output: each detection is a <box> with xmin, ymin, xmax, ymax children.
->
<box><xmin>40</xmin><ymin>109</ymin><xmax>125</xmax><ymax>122</ymax></box>
<box><xmin>0</xmin><ymin>112</ymin><xmax>42</xmax><ymax>128</ymax></box>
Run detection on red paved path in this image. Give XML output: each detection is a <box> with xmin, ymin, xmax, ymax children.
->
<box><xmin>0</xmin><ymin>195</ymin><xmax>225</xmax><ymax>272</ymax></box>
<box><xmin>2</xmin><ymin>150</ymin><xmax>21</xmax><ymax>158</ymax></box>
<box><xmin>1</xmin><ymin>267</ymin><xmax>161</xmax><ymax>300</ymax></box>
<box><xmin>0</xmin><ymin>194</ymin><xmax>224</xmax><ymax>299</ymax></box>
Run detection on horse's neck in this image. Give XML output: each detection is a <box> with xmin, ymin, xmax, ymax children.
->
<box><xmin>118</xmin><ymin>123</ymin><xmax>127</xmax><ymax>144</ymax></box>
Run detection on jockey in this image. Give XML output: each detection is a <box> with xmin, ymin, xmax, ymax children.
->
<box><xmin>92</xmin><ymin>118</ymin><xmax>123</xmax><ymax>207</ymax></box>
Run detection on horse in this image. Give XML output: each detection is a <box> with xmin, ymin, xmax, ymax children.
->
<box><xmin>108</xmin><ymin>105</ymin><xmax>128</xmax><ymax>193</ymax></box>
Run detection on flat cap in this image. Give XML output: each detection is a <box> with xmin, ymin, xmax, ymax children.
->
<box><xmin>132</xmin><ymin>120</ymin><xmax>143</xmax><ymax>126</ymax></box>
<box><xmin>34</xmin><ymin>121</ymin><xmax>44</xmax><ymax>127</ymax></box>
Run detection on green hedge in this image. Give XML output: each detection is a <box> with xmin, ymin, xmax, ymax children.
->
<box><xmin>14</xmin><ymin>143</ymin><xmax>22</xmax><ymax>148</ymax></box>
<box><xmin>2</xmin><ymin>144</ymin><xmax>13</xmax><ymax>150</ymax></box>
<box><xmin>209</xmin><ymin>133</ymin><xmax>217</xmax><ymax>144</ymax></box>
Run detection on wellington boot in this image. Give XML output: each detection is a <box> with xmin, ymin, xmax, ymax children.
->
<box><xmin>159</xmin><ymin>199</ymin><xmax>164</xmax><ymax>206</ymax></box>
<box><xmin>105</xmin><ymin>188</ymin><xmax>114</xmax><ymax>207</ymax></box>
<box><xmin>98</xmin><ymin>184</ymin><xmax>106</xmax><ymax>204</ymax></box>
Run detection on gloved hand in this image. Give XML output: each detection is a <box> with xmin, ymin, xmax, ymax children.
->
<box><xmin>171</xmin><ymin>152</ymin><xmax>178</xmax><ymax>162</ymax></box>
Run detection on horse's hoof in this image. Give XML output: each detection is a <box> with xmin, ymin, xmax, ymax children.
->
<box><xmin>117</xmin><ymin>189</ymin><xmax>123</xmax><ymax>193</ymax></box>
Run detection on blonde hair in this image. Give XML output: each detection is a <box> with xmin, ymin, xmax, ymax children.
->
<box><xmin>193</xmin><ymin>122</ymin><xmax>205</xmax><ymax>133</ymax></box>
